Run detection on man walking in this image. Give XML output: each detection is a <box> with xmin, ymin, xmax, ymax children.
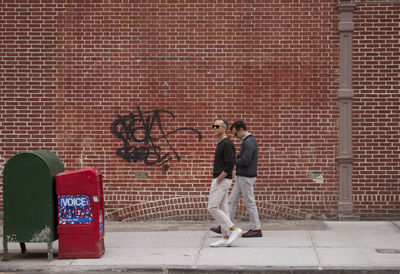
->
<box><xmin>208</xmin><ymin>118</ymin><xmax>243</xmax><ymax>247</ymax></box>
<box><xmin>210</xmin><ymin>120</ymin><xmax>262</xmax><ymax>237</ymax></box>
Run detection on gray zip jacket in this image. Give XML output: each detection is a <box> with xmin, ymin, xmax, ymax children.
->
<box><xmin>235</xmin><ymin>133</ymin><xmax>258</xmax><ymax>178</ymax></box>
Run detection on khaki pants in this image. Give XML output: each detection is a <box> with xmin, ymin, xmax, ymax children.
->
<box><xmin>207</xmin><ymin>178</ymin><xmax>234</xmax><ymax>237</ymax></box>
<box><xmin>228</xmin><ymin>176</ymin><xmax>261</xmax><ymax>230</ymax></box>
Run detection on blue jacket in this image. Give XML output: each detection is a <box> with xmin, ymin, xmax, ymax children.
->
<box><xmin>236</xmin><ymin>134</ymin><xmax>258</xmax><ymax>177</ymax></box>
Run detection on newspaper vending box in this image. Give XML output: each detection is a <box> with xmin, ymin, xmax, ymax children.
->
<box><xmin>56</xmin><ymin>167</ymin><xmax>105</xmax><ymax>258</ymax></box>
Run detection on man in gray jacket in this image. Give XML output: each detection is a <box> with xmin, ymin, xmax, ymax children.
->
<box><xmin>210</xmin><ymin>121</ymin><xmax>262</xmax><ymax>237</ymax></box>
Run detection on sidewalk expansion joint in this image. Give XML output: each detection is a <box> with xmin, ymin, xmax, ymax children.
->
<box><xmin>194</xmin><ymin>230</ymin><xmax>208</xmax><ymax>264</ymax></box>
<box><xmin>392</xmin><ymin>221</ymin><xmax>400</xmax><ymax>232</ymax></box>
<box><xmin>308</xmin><ymin>231</ymin><xmax>322</xmax><ymax>266</ymax></box>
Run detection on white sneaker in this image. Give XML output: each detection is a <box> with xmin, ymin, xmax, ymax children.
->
<box><xmin>210</xmin><ymin>238</ymin><xmax>229</xmax><ymax>247</ymax></box>
<box><xmin>227</xmin><ymin>227</ymin><xmax>242</xmax><ymax>246</ymax></box>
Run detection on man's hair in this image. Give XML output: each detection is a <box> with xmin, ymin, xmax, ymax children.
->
<box><xmin>215</xmin><ymin>118</ymin><xmax>228</xmax><ymax>129</ymax></box>
<box><xmin>230</xmin><ymin>120</ymin><xmax>247</xmax><ymax>131</ymax></box>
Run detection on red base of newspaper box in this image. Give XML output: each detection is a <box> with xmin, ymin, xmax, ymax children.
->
<box><xmin>58</xmin><ymin>229</ymin><xmax>104</xmax><ymax>259</ymax></box>
<box><xmin>56</xmin><ymin>167</ymin><xmax>105</xmax><ymax>259</ymax></box>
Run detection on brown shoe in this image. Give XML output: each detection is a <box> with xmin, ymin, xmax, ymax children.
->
<box><xmin>241</xmin><ymin>229</ymin><xmax>263</xmax><ymax>238</ymax></box>
<box><xmin>210</xmin><ymin>226</ymin><xmax>221</xmax><ymax>234</ymax></box>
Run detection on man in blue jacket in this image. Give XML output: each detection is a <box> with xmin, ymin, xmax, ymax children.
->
<box><xmin>210</xmin><ymin>120</ymin><xmax>262</xmax><ymax>237</ymax></box>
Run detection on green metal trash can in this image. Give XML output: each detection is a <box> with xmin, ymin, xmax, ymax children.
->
<box><xmin>2</xmin><ymin>150</ymin><xmax>64</xmax><ymax>261</ymax></box>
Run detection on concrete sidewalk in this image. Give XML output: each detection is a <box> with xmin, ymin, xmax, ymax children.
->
<box><xmin>1</xmin><ymin>220</ymin><xmax>400</xmax><ymax>273</ymax></box>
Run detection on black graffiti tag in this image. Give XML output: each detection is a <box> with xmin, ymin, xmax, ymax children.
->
<box><xmin>110</xmin><ymin>106</ymin><xmax>202</xmax><ymax>171</ymax></box>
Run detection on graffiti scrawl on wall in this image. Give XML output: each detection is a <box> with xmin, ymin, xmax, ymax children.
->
<box><xmin>110</xmin><ymin>106</ymin><xmax>202</xmax><ymax>171</ymax></box>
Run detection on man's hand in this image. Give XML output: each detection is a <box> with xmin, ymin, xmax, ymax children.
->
<box><xmin>216</xmin><ymin>171</ymin><xmax>228</xmax><ymax>184</ymax></box>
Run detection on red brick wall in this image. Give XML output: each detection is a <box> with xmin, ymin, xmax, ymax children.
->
<box><xmin>1</xmin><ymin>1</ymin><xmax>398</xmax><ymax>220</ymax></box>
<box><xmin>352</xmin><ymin>1</ymin><xmax>400</xmax><ymax>219</ymax></box>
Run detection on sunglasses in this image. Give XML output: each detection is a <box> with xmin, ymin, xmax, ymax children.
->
<box><xmin>212</xmin><ymin>125</ymin><xmax>221</xmax><ymax>129</ymax></box>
